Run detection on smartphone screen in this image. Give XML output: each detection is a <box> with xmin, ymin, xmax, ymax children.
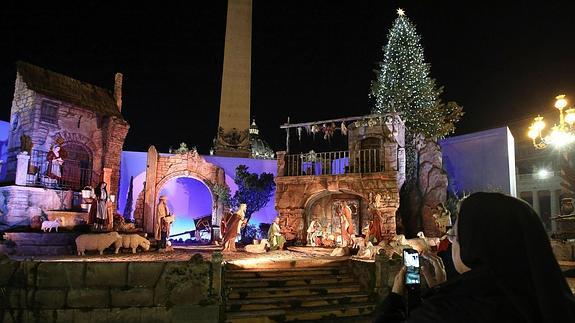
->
<box><xmin>403</xmin><ymin>249</ymin><xmax>420</xmax><ymax>285</ymax></box>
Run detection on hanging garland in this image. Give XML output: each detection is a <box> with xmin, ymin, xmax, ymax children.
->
<box><xmin>341</xmin><ymin>122</ymin><xmax>348</xmax><ymax>136</ymax></box>
<box><xmin>311</xmin><ymin>124</ymin><xmax>320</xmax><ymax>139</ymax></box>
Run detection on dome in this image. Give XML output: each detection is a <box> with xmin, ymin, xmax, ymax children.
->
<box><xmin>249</xmin><ymin>119</ymin><xmax>275</xmax><ymax>159</ymax></box>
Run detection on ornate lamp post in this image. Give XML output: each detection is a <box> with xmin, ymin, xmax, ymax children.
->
<box><xmin>528</xmin><ymin>95</ymin><xmax>575</xmax><ymax>237</ymax></box>
<box><xmin>528</xmin><ymin>95</ymin><xmax>575</xmax><ymax>149</ymax></box>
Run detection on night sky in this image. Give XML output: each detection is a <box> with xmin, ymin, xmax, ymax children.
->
<box><xmin>1</xmin><ymin>0</ymin><xmax>574</xmax><ymax>154</ymax></box>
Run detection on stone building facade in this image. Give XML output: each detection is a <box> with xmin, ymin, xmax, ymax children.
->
<box><xmin>0</xmin><ymin>62</ymin><xmax>129</xmax><ymax>225</ymax></box>
<box><xmin>275</xmin><ymin>114</ymin><xmax>405</xmax><ymax>244</ymax></box>
<box><xmin>133</xmin><ymin>146</ymin><xmax>227</xmax><ymax>239</ymax></box>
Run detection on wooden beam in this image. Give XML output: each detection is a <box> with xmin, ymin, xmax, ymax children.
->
<box><xmin>279</xmin><ymin>114</ymin><xmax>391</xmax><ymax>129</ymax></box>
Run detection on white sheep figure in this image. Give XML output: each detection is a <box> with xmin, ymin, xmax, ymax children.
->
<box><xmin>245</xmin><ymin>239</ymin><xmax>270</xmax><ymax>253</ymax></box>
<box><xmin>120</xmin><ymin>234</ymin><xmax>151</xmax><ymax>254</ymax></box>
<box><xmin>41</xmin><ymin>218</ymin><xmax>62</xmax><ymax>232</ymax></box>
<box><xmin>350</xmin><ymin>234</ymin><xmax>366</xmax><ymax>249</ymax></box>
<box><xmin>75</xmin><ymin>232</ymin><xmax>122</xmax><ymax>256</ymax></box>
<box><xmin>330</xmin><ymin>246</ymin><xmax>350</xmax><ymax>257</ymax></box>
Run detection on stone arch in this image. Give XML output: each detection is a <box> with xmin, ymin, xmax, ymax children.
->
<box><xmin>52</xmin><ymin>130</ymin><xmax>103</xmax><ymax>177</ymax></box>
<box><xmin>142</xmin><ymin>146</ymin><xmax>227</xmax><ymax>240</ymax></box>
<box><xmin>155</xmin><ymin>170</ymin><xmax>213</xmax><ymax>195</ymax></box>
<box><xmin>303</xmin><ymin>189</ymin><xmax>368</xmax><ymax>241</ymax></box>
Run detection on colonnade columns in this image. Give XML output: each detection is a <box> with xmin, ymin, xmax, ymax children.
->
<box><xmin>532</xmin><ymin>190</ymin><xmax>541</xmax><ymax>217</ymax></box>
<box><xmin>550</xmin><ymin>189</ymin><xmax>560</xmax><ymax>233</ymax></box>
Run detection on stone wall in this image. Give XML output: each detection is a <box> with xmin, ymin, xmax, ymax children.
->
<box><xmin>140</xmin><ymin>148</ymin><xmax>226</xmax><ymax>238</ymax></box>
<box><xmin>0</xmin><ymin>254</ymin><xmax>221</xmax><ymax>323</ymax></box>
<box><xmin>0</xmin><ymin>186</ymin><xmax>75</xmax><ymax>226</ymax></box>
<box><xmin>6</xmin><ymin>72</ymin><xmax>129</xmax><ymax>197</ymax></box>
<box><xmin>417</xmin><ymin>140</ymin><xmax>448</xmax><ymax>237</ymax></box>
<box><xmin>275</xmin><ymin>173</ymin><xmax>399</xmax><ymax>243</ymax></box>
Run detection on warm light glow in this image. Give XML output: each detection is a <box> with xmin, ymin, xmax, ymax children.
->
<box><xmin>528</xmin><ymin>126</ymin><xmax>539</xmax><ymax>139</ymax></box>
<box><xmin>555</xmin><ymin>94</ymin><xmax>568</xmax><ymax>109</ymax></box>
<box><xmin>565</xmin><ymin>108</ymin><xmax>575</xmax><ymax>125</ymax></box>
<box><xmin>527</xmin><ymin>95</ymin><xmax>574</xmax><ymax>149</ymax></box>
<box><xmin>397</xmin><ymin>8</ymin><xmax>405</xmax><ymax>16</ymax></box>
<box><xmin>548</xmin><ymin>126</ymin><xmax>575</xmax><ymax>148</ymax></box>
<box><xmin>537</xmin><ymin>169</ymin><xmax>550</xmax><ymax>179</ymax></box>
<box><xmin>532</xmin><ymin>116</ymin><xmax>545</xmax><ymax>131</ymax></box>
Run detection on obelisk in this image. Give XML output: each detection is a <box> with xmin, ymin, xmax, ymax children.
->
<box><xmin>213</xmin><ymin>0</ymin><xmax>252</xmax><ymax>157</ymax></box>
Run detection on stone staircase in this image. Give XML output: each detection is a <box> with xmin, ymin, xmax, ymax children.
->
<box><xmin>223</xmin><ymin>261</ymin><xmax>376</xmax><ymax>322</ymax></box>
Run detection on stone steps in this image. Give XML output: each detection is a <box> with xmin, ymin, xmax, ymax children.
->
<box><xmin>223</xmin><ymin>261</ymin><xmax>376</xmax><ymax>322</ymax></box>
<box><xmin>226</xmin><ymin>292</ymin><xmax>371</xmax><ymax>311</ymax></box>
<box><xmin>227</xmin><ymin>283</ymin><xmax>362</xmax><ymax>300</ymax></box>
<box><xmin>226</xmin><ymin>275</ymin><xmax>354</xmax><ymax>288</ymax></box>
<box><xmin>226</xmin><ymin>267</ymin><xmax>349</xmax><ymax>279</ymax></box>
<box><xmin>225</xmin><ymin>302</ymin><xmax>376</xmax><ymax>323</ymax></box>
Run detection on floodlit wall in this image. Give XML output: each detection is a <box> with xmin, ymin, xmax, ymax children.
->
<box><xmin>0</xmin><ymin>120</ymin><xmax>10</xmax><ymax>181</ymax></box>
<box><xmin>118</xmin><ymin>151</ymin><xmax>278</xmax><ymax>226</ymax></box>
<box><xmin>440</xmin><ymin>127</ymin><xmax>517</xmax><ymax>197</ymax></box>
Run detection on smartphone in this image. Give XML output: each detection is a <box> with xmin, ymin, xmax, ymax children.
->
<box><xmin>403</xmin><ymin>248</ymin><xmax>421</xmax><ymax>311</ymax></box>
<box><xmin>403</xmin><ymin>248</ymin><xmax>420</xmax><ymax>286</ymax></box>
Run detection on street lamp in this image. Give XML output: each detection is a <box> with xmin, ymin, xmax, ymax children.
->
<box><xmin>528</xmin><ymin>95</ymin><xmax>575</xmax><ymax>149</ymax></box>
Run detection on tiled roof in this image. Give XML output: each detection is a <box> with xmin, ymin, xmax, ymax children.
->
<box><xmin>16</xmin><ymin>61</ymin><xmax>123</xmax><ymax>119</ymax></box>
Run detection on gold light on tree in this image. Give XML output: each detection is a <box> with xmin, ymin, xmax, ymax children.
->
<box><xmin>528</xmin><ymin>95</ymin><xmax>575</xmax><ymax>149</ymax></box>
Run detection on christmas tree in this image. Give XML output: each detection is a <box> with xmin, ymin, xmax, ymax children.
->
<box><xmin>370</xmin><ymin>8</ymin><xmax>462</xmax><ymax>174</ymax></box>
<box><xmin>370</xmin><ymin>9</ymin><xmax>463</xmax><ymax>237</ymax></box>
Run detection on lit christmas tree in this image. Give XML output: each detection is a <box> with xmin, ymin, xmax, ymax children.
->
<box><xmin>370</xmin><ymin>8</ymin><xmax>463</xmax><ymax>175</ymax></box>
<box><xmin>370</xmin><ymin>9</ymin><xmax>463</xmax><ymax>237</ymax></box>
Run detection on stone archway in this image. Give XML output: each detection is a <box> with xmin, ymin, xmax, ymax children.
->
<box><xmin>303</xmin><ymin>189</ymin><xmax>368</xmax><ymax>246</ymax></box>
<box><xmin>156</xmin><ymin>175</ymin><xmax>214</xmax><ymax>240</ymax></box>
<box><xmin>275</xmin><ymin>173</ymin><xmax>400</xmax><ymax>244</ymax></box>
<box><xmin>141</xmin><ymin>146</ymin><xmax>226</xmax><ymax>240</ymax></box>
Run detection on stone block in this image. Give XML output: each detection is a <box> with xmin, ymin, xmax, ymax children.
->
<box><xmin>106</xmin><ymin>307</ymin><xmax>142</xmax><ymax>322</ymax></box>
<box><xmin>0</xmin><ymin>255</ymin><xmax>18</xmax><ymax>286</ymax></box>
<box><xmin>72</xmin><ymin>308</ymin><xmax>95</xmax><ymax>322</ymax></box>
<box><xmin>67</xmin><ymin>289</ymin><xmax>109</xmax><ymax>308</ymax></box>
<box><xmin>31</xmin><ymin>289</ymin><xmax>67</xmax><ymax>309</ymax></box>
<box><xmin>10</xmin><ymin>261</ymin><xmax>37</xmax><ymax>288</ymax></box>
<box><xmin>140</xmin><ymin>307</ymin><xmax>170</xmax><ymax>323</ymax></box>
<box><xmin>171</xmin><ymin>305</ymin><xmax>220</xmax><ymax>323</ymax></box>
<box><xmin>110</xmin><ymin>288</ymin><xmax>154</xmax><ymax>307</ymax></box>
<box><xmin>4</xmin><ymin>288</ymin><xmax>27</xmax><ymax>308</ymax></box>
<box><xmin>127</xmin><ymin>262</ymin><xmax>165</xmax><ymax>288</ymax></box>
<box><xmin>86</xmin><ymin>263</ymin><xmax>127</xmax><ymax>288</ymax></box>
<box><xmin>37</xmin><ymin>262</ymin><xmax>85</xmax><ymax>288</ymax></box>
<box><xmin>52</xmin><ymin>309</ymin><xmax>75</xmax><ymax>323</ymax></box>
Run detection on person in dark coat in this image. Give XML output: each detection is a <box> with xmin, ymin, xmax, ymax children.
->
<box><xmin>374</xmin><ymin>192</ymin><xmax>575</xmax><ymax>323</ymax></box>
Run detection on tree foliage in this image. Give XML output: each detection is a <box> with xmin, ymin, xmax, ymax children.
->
<box><xmin>230</xmin><ymin>165</ymin><xmax>275</xmax><ymax>226</ymax></box>
<box><xmin>370</xmin><ymin>12</ymin><xmax>463</xmax><ymax>140</ymax></box>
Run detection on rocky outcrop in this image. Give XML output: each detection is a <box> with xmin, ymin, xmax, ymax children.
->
<box><xmin>400</xmin><ymin>140</ymin><xmax>448</xmax><ymax>238</ymax></box>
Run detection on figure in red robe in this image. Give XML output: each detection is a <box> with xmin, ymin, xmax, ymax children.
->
<box><xmin>222</xmin><ymin>204</ymin><xmax>247</xmax><ymax>252</ymax></box>
<box><xmin>46</xmin><ymin>145</ymin><xmax>64</xmax><ymax>179</ymax></box>
<box><xmin>339</xmin><ymin>201</ymin><xmax>355</xmax><ymax>247</ymax></box>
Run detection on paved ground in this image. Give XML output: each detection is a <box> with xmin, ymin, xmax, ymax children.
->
<box><xmin>8</xmin><ymin>244</ymin><xmax>355</xmax><ymax>263</ymax></box>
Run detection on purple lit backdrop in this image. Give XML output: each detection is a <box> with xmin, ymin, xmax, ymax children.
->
<box><xmin>0</xmin><ymin>120</ymin><xmax>9</xmax><ymax>181</ymax></box>
<box><xmin>157</xmin><ymin>177</ymin><xmax>213</xmax><ymax>236</ymax></box>
<box><xmin>439</xmin><ymin>127</ymin><xmax>516</xmax><ymax>196</ymax></box>
<box><xmin>117</xmin><ymin>152</ymin><xmax>278</xmax><ymax>226</ymax></box>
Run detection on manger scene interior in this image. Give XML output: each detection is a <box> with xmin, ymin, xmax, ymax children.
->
<box><xmin>0</xmin><ymin>1</ymin><xmax>574</xmax><ymax>322</ymax></box>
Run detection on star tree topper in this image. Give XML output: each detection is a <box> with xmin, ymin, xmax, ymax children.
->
<box><xmin>397</xmin><ymin>8</ymin><xmax>405</xmax><ymax>16</ymax></box>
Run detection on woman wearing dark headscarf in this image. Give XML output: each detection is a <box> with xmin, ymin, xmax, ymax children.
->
<box><xmin>374</xmin><ymin>192</ymin><xmax>575</xmax><ymax>322</ymax></box>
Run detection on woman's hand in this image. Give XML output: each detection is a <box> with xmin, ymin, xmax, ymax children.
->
<box><xmin>421</xmin><ymin>251</ymin><xmax>447</xmax><ymax>288</ymax></box>
<box><xmin>392</xmin><ymin>266</ymin><xmax>407</xmax><ymax>296</ymax></box>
